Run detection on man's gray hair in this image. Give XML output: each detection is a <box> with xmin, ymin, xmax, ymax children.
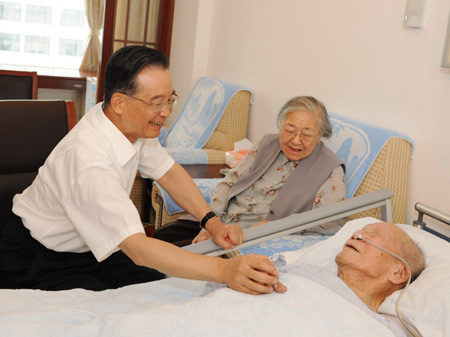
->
<box><xmin>276</xmin><ymin>96</ymin><xmax>332</xmax><ymax>139</ymax></box>
<box><xmin>399</xmin><ymin>235</ymin><xmax>426</xmax><ymax>283</ymax></box>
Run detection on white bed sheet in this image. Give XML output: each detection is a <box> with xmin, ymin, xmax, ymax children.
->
<box><xmin>0</xmin><ymin>278</ymin><xmax>206</xmax><ymax>337</ymax></box>
<box><xmin>1</xmin><ymin>217</ymin><xmax>448</xmax><ymax>337</ymax></box>
<box><xmin>0</xmin><ymin>268</ymin><xmax>399</xmax><ymax>337</ymax></box>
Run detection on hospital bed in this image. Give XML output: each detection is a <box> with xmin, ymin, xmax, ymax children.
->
<box><xmin>0</xmin><ymin>192</ymin><xmax>448</xmax><ymax>337</ymax></box>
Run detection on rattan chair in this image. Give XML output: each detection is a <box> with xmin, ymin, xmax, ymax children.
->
<box><xmin>349</xmin><ymin>137</ymin><xmax>412</xmax><ymax>223</ymax></box>
<box><xmin>149</xmin><ymin>133</ymin><xmax>413</xmax><ymax>228</ymax></box>
<box><xmin>150</xmin><ymin>136</ymin><xmax>412</xmax><ymax>228</ymax></box>
<box><xmin>201</xmin><ymin>89</ymin><xmax>253</xmax><ymax>163</ymax></box>
<box><xmin>159</xmin><ymin>77</ymin><xmax>253</xmax><ymax>164</ymax></box>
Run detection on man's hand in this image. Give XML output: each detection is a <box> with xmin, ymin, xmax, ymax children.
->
<box><xmin>221</xmin><ymin>254</ymin><xmax>288</xmax><ymax>295</ymax></box>
<box><xmin>205</xmin><ymin>217</ymin><xmax>245</xmax><ymax>250</ymax></box>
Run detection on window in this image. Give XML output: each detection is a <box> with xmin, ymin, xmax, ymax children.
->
<box><xmin>24</xmin><ymin>35</ymin><xmax>50</xmax><ymax>54</ymax></box>
<box><xmin>0</xmin><ymin>0</ymin><xmax>91</xmax><ymax>70</ymax></box>
<box><xmin>59</xmin><ymin>38</ymin><xmax>83</xmax><ymax>57</ymax></box>
<box><xmin>60</xmin><ymin>8</ymin><xmax>85</xmax><ymax>28</ymax></box>
<box><xmin>26</xmin><ymin>5</ymin><xmax>51</xmax><ymax>24</ymax></box>
<box><xmin>0</xmin><ymin>32</ymin><xmax>19</xmax><ymax>51</ymax></box>
<box><xmin>0</xmin><ymin>1</ymin><xmax>21</xmax><ymax>21</ymax></box>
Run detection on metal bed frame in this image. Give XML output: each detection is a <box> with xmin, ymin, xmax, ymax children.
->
<box><xmin>413</xmin><ymin>202</ymin><xmax>450</xmax><ymax>242</ymax></box>
<box><xmin>184</xmin><ymin>188</ymin><xmax>394</xmax><ymax>256</ymax></box>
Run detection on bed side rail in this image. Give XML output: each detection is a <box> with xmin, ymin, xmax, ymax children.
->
<box><xmin>413</xmin><ymin>202</ymin><xmax>450</xmax><ymax>242</ymax></box>
<box><xmin>184</xmin><ymin>188</ymin><xmax>393</xmax><ymax>256</ymax></box>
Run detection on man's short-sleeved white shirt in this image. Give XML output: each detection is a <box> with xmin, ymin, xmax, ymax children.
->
<box><xmin>13</xmin><ymin>103</ymin><xmax>174</xmax><ymax>261</ymax></box>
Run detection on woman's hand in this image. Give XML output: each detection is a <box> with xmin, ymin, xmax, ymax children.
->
<box><xmin>250</xmin><ymin>220</ymin><xmax>271</xmax><ymax>228</ymax></box>
<box><xmin>192</xmin><ymin>229</ymin><xmax>212</xmax><ymax>243</ymax></box>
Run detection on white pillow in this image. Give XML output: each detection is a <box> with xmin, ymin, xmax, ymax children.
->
<box><xmin>285</xmin><ymin>217</ymin><xmax>450</xmax><ymax>337</ymax></box>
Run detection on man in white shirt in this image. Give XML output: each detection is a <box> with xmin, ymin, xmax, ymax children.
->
<box><xmin>0</xmin><ymin>46</ymin><xmax>286</xmax><ymax>295</ymax></box>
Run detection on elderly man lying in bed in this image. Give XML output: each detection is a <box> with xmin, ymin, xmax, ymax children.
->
<box><xmin>200</xmin><ymin>222</ymin><xmax>425</xmax><ymax>337</ymax></box>
<box><xmin>334</xmin><ymin>222</ymin><xmax>425</xmax><ymax>312</ymax></box>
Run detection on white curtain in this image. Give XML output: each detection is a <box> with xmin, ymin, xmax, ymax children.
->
<box><xmin>79</xmin><ymin>0</ymin><xmax>104</xmax><ymax>72</ymax></box>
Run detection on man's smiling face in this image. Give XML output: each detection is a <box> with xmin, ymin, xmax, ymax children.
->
<box><xmin>118</xmin><ymin>66</ymin><xmax>175</xmax><ymax>143</ymax></box>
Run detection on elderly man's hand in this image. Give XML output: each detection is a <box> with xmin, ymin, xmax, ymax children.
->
<box><xmin>222</xmin><ymin>254</ymin><xmax>288</xmax><ymax>295</ymax></box>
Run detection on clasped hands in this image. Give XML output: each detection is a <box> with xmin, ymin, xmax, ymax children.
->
<box><xmin>193</xmin><ymin>218</ymin><xmax>286</xmax><ymax>295</ymax></box>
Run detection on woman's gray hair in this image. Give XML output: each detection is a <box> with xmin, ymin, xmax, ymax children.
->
<box><xmin>276</xmin><ymin>96</ymin><xmax>332</xmax><ymax>139</ymax></box>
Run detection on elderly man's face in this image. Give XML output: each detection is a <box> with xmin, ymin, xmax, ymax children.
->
<box><xmin>118</xmin><ymin>66</ymin><xmax>175</xmax><ymax>143</ymax></box>
<box><xmin>278</xmin><ymin>110</ymin><xmax>321</xmax><ymax>161</ymax></box>
<box><xmin>335</xmin><ymin>222</ymin><xmax>405</xmax><ymax>278</ymax></box>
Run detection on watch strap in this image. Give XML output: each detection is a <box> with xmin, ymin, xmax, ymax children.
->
<box><xmin>200</xmin><ymin>211</ymin><xmax>217</xmax><ymax>229</ymax></box>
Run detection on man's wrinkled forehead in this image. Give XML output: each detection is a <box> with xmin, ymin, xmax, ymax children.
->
<box><xmin>358</xmin><ymin>222</ymin><xmax>392</xmax><ymax>241</ymax></box>
<box><xmin>364</xmin><ymin>222</ymin><xmax>382</xmax><ymax>233</ymax></box>
<box><xmin>361</xmin><ymin>222</ymin><xmax>407</xmax><ymax>249</ymax></box>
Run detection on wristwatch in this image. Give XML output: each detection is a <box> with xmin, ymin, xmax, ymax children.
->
<box><xmin>200</xmin><ymin>211</ymin><xmax>217</xmax><ymax>230</ymax></box>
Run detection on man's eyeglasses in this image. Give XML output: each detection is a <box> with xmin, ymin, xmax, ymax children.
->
<box><xmin>121</xmin><ymin>92</ymin><xmax>178</xmax><ymax>113</ymax></box>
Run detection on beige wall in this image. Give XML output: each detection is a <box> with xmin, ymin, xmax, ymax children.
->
<box><xmin>170</xmin><ymin>0</ymin><xmax>450</xmax><ymax>231</ymax></box>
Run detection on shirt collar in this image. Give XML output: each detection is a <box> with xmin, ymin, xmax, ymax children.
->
<box><xmin>279</xmin><ymin>151</ymin><xmax>299</xmax><ymax>167</ymax></box>
<box><xmin>95</xmin><ymin>104</ymin><xmax>143</xmax><ymax>167</ymax></box>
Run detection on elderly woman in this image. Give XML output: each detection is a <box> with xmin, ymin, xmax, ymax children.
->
<box><xmin>154</xmin><ymin>96</ymin><xmax>346</xmax><ymax>245</ymax></box>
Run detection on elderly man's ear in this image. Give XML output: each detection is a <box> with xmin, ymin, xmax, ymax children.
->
<box><xmin>388</xmin><ymin>262</ymin><xmax>409</xmax><ymax>285</ymax></box>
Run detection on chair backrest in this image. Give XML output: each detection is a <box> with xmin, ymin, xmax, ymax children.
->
<box><xmin>0</xmin><ymin>100</ymin><xmax>77</xmax><ymax>228</ymax></box>
<box><xmin>0</xmin><ymin>70</ymin><xmax>38</xmax><ymax>99</ymax></box>
<box><xmin>323</xmin><ymin>114</ymin><xmax>413</xmax><ymax>223</ymax></box>
<box><xmin>161</xmin><ymin>77</ymin><xmax>253</xmax><ymax>149</ymax></box>
<box><xmin>351</xmin><ymin>137</ymin><xmax>412</xmax><ymax>224</ymax></box>
<box><xmin>203</xmin><ymin>90</ymin><xmax>253</xmax><ymax>152</ymax></box>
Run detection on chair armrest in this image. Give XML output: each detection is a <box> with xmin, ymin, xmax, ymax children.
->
<box><xmin>203</xmin><ymin>149</ymin><xmax>227</xmax><ymax>164</ymax></box>
<box><xmin>151</xmin><ymin>184</ymin><xmax>187</xmax><ymax>228</ymax></box>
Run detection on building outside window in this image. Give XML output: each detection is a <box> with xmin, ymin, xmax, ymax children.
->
<box><xmin>0</xmin><ymin>1</ymin><xmax>21</xmax><ymax>21</ymax></box>
<box><xmin>0</xmin><ymin>0</ymin><xmax>91</xmax><ymax>70</ymax></box>
<box><xmin>0</xmin><ymin>32</ymin><xmax>19</xmax><ymax>51</ymax></box>
<box><xmin>26</xmin><ymin>4</ymin><xmax>51</xmax><ymax>24</ymax></box>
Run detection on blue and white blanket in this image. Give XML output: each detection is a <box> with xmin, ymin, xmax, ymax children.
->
<box><xmin>160</xmin><ymin>77</ymin><xmax>254</xmax><ymax>164</ymax></box>
<box><xmin>324</xmin><ymin>114</ymin><xmax>413</xmax><ymax>198</ymax></box>
<box><xmin>154</xmin><ymin>178</ymin><xmax>223</xmax><ymax>215</ymax></box>
<box><xmin>238</xmin><ymin>234</ymin><xmax>328</xmax><ymax>257</ymax></box>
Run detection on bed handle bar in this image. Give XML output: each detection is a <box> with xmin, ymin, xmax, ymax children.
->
<box><xmin>184</xmin><ymin>188</ymin><xmax>393</xmax><ymax>256</ymax></box>
<box><xmin>413</xmin><ymin>202</ymin><xmax>450</xmax><ymax>242</ymax></box>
